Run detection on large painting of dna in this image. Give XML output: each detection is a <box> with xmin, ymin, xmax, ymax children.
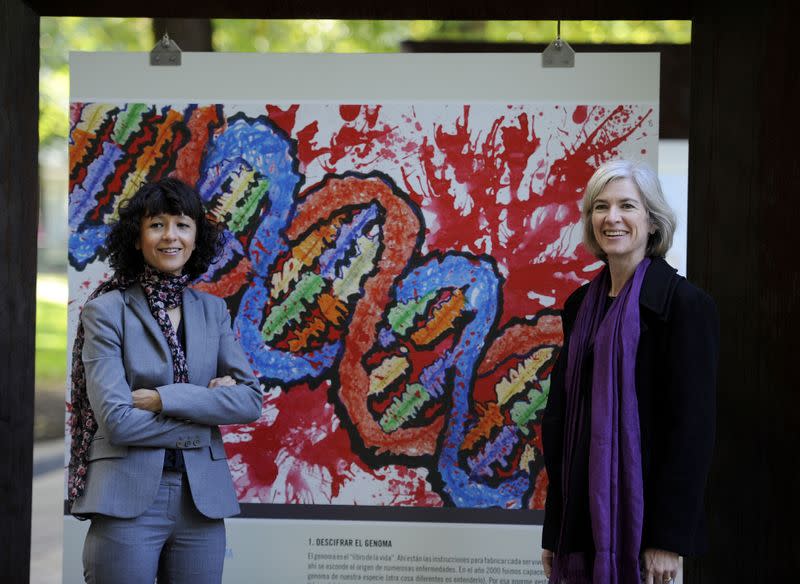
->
<box><xmin>68</xmin><ymin>102</ymin><xmax>656</xmax><ymax>510</ymax></box>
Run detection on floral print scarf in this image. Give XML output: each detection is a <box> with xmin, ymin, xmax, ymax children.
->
<box><xmin>67</xmin><ymin>265</ymin><xmax>190</xmax><ymax>508</ymax></box>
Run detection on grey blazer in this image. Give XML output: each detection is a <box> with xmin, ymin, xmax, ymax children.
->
<box><xmin>70</xmin><ymin>284</ymin><xmax>262</xmax><ymax>519</ymax></box>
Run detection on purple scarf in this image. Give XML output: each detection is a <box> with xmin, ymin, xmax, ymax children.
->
<box><xmin>67</xmin><ymin>265</ymin><xmax>190</xmax><ymax>508</ymax></box>
<box><xmin>551</xmin><ymin>258</ymin><xmax>650</xmax><ymax>584</ymax></box>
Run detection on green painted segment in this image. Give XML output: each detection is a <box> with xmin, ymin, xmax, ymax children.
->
<box><xmin>386</xmin><ymin>291</ymin><xmax>437</xmax><ymax>336</ymax></box>
<box><xmin>332</xmin><ymin>235</ymin><xmax>379</xmax><ymax>299</ymax></box>
<box><xmin>112</xmin><ymin>103</ymin><xmax>148</xmax><ymax>144</ymax></box>
<box><xmin>261</xmin><ymin>272</ymin><xmax>325</xmax><ymax>343</ymax></box>
<box><xmin>228</xmin><ymin>178</ymin><xmax>270</xmax><ymax>233</ymax></box>
<box><xmin>379</xmin><ymin>383</ymin><xmax>431</xmax><ymax>433</ymax></box>
<box><xmin>510</xmin><ymin>379</ymin><xmax>550</xmax><ymax>435</ymax></box>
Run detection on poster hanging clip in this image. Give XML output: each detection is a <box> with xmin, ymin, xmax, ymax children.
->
<box><xmin>150</xmin><ymin>32</ymin><xmax>182</xmax><ymax>67</ymax></box>
<box><xmin>542</xmin><ymin>21</ymin><xmax>575</xmax><ymax>68</ymax></box>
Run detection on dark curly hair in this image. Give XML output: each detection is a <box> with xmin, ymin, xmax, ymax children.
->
<box><xmin>106</xmin><ymin>178</ymin><xmax>223</xmax><ymax>280</ymax></box>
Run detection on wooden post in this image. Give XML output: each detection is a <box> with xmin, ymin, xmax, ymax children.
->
<box><xmin>687</xmin><ymin>3</ymin><xmax>800</xmax><ymax>581</ymax></box>
<box><xmin>0</xmin><ymin>0</ymin><xmax>39</xmax><ymax>582</ymax></box>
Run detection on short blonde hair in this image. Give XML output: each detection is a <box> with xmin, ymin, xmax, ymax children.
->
<box><xmin>581</xmin><ymin>159</ymin><xmax>676</xmax><ymax>260</ymax></box>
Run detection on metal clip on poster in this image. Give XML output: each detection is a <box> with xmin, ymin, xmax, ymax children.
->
<box><xmin>150</xmin><ymin>32</ymin><xmax>182</xmax><ymax>66</ymax></box>
<box><xmin>542</xmin><ymin>21</ymin><xmax>575</xmax><ymax>68</ymax></box>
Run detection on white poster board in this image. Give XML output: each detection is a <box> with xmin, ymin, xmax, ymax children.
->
<box><xmin>65</xmin><ymin>51</ymin><xmax>663</xmax><ymax>584</ymax></box>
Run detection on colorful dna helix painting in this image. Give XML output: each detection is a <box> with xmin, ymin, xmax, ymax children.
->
<box><xmin>69</xmin><ymin>102</ymin><xmax>654</xmax><ymax>508</ymax></box>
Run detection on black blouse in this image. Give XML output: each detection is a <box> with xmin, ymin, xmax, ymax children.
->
<box><xmin>162</xmin><ymin>316</ymin><xmax>187</xmax><ymax>472</ymax></box>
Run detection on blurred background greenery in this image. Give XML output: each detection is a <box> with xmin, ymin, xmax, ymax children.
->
<box><xmin>36</xmin><ymin>18</ymin><xmax>690</xmax><ymax>440</ymax></box>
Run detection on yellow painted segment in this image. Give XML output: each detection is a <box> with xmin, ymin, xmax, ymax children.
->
<box><xmin>495</xmin><ymin>347</ymin><xmax>554</xmax><ymax>406</ymax></box>
<box><xmin>271</xmin><ymin>257</ymin><xmax>304</xmax><ymax>299</ymax></box>
<box><xmin>214</xmin><ymin>168</ymin><xmax>255</xmax><ymax>219</ymax></box>
<box><xmin>332</xmin><ymin>235</ymin><xmax>379</xmax><ymax>300</ymax></box>
<box><xmin>368</xmin><ymin>355</ymin><xmax>411</xmax><ymax>396</ymax></box>
<box><xmin>77</xmin><ymin>103</ymin><xmax>115</xmax><ymax>134</ymax></box>
<box><xmin>519</xmin><ymin>444</ymin><xmax>537</xmax><ymax>470</ymax></box>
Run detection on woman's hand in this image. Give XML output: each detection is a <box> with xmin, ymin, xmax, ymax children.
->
<box><xmin>208</xmin><ymin>375</ymin><xmax>235</xmax><ymax>388</ymax></box>
<box><xmin>132</xmin><ymin>389</ymin><xmax>163</xmax><ymax>412</ymax></box>
<box><xmin>641</xmin><ymin>548</ymin><xmax>679</xmax><ymax>584</ymax></box>
<box><xmin>542</xmin><ymin>548</ymin><xmax>554</xmax><ymax>579</ymax></box>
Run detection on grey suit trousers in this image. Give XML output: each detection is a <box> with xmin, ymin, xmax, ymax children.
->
<box><xmin>82</xmin><ymin>470</ymin><xmax>226</xmax><ymax>584</ymax></box>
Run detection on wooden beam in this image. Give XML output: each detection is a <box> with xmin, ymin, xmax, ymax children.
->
<box><xmin>25</xmin><ymin>0</ymin><xmax>692</xmax><ymax>20</ymax></box>
<box><xmin>0</xmin><ymin>0</ymin><xmax>39</xmax><ymax>582</ymax></box>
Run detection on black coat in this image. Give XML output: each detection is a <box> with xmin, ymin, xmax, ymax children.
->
<box><xmin>542</xmin><ymin>257</ymin><xmax>719</xmax><ymax>557</ymax></box>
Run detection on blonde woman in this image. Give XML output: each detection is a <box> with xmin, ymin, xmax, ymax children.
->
<box><xmin>541</xmin><ymin>160</ymin><xmax>718</xmax><ymax>584</ymax></box>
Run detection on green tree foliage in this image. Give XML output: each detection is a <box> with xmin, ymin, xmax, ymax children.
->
<box><xmin>212</xmin><ymin>20</ymin><xmax>690</xmax><ymax>53</ymax></box>
<box><xmin>40</xmin><ymin>17</ymin><xmax>153</xmax><ymax>151</ymax></box>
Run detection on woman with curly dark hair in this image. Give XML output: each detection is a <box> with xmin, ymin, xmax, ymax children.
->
<box><xmin>67</xmin><ymin>177</ymin><xmax>262</xmax><ymax>584</ymax></box>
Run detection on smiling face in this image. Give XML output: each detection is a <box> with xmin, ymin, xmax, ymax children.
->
<box><xmin>590</xmin><ymin>178</ymin><xmax>654</xmax><ymax>267</ymax></box>
<box><xmin>136</xmin><ymin>213</ymin><xmax>197</xmax><ymax>276</ymax></box>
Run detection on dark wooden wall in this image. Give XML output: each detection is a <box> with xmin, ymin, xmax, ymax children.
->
<box><xmin>0</xmin><ymin>0</ymin><xmax>39</xmax><ymax>582</ymax></box>
<box><xmin>4</xmin><ymin>1</ymin><xmax>798</xmax><ymax>582</ymax></box>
